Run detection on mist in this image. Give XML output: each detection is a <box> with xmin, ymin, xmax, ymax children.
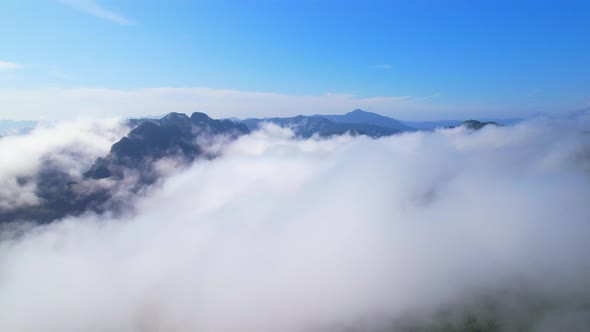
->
<box><xmin>0</xmin><ymin>119</ymin><xmax>126</xmax><ymax>210</ymax></box>
<box><xmin>1</xmin><ymin>118</ymin><xmax>590</xmax><ymax>331</ymax></box>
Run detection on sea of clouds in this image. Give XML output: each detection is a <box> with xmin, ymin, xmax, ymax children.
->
<box><xmin>0</xmin><ymin>117</ymin><xmax>589</xmax><ymax>331</ymax></box>
<box><xmin>0</xmin><ymin>119</ymin><xmax>127</xmax><ymax>210</ymax></box>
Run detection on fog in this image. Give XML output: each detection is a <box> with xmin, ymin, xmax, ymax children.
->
<box><xmin>1</xmin><ymin>118</ymin><xmax>589</xmax><ymax>331</ymax></box>
<box><xmin>0</xmin><ymin>119</ymin><xmax>126</xmax><ymax>210</ymax></box>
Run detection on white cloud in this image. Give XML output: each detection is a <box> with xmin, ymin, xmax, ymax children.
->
<box><xmin>0</xmin><ymin>119</ymin><xmax>126</xmax><ymax>209</ymax></box>
<box><xmin>0</xmin><ymin>61</ymin><xmax>22</xmax><ymax>71</ymax></box>
<box><xmin>372</xmin><ymin>64</ymin><xmax>392</xmax><ymax>69</ymax></box>
<box><xmin>59</xmin><ymin>0</ymin><xmax>134</xmax><ymax>25</ymax></box>
<box><xmin>0</xmin><ymin>118</ymin><xmax>590</xmax><ymax>331</ymax></box>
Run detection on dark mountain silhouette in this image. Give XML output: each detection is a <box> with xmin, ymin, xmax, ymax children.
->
<box><xmin>317</xmin><ymin>109</ymin><xmax>415</xmax><ymax>132</ymax></box>
<box><xmin>401</xmin><ymin>118</ymin><xmax>521</xmax><ymax>130</ymax></box>
<box><xmin>86</xmin><ymin>112</ymin><xmax>248</xmax><ymax>180</ymax></box>
<box><xmin>241</xmin><ymin>109</ymin><xmax>520</xmax><ymax>135</ymax></box>
<box><xmin>0</xmin><ymin>112</ymin><xmax>249</xmax><ymax>224</ymax></box>
<box><xmin>241</xmin><ymin>111</ymin><xmax>405</xmax><ymax>138</ymax></box>
<box><xmin>399</xmin><ymin>120</ymin><xmax>464</xmax><ymax>130</ymax></box>
<box><xmin>451</xmin><ymin>120</ymin><xmax>500</xmax><ymax>130</ymax></box>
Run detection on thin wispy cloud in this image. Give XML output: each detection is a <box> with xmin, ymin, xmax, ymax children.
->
<box><xmin>0</xmin><ymin>61</ymin><xmax>22</xmax><ymax>71</ymax></box>
<box><xmin>372</xmin><ymin>64</ymin><xmax>392</xmax><ymax>69</ymax></box>
<box><xmin>0</xmin><ymin>87</ymin><xmax>433</xmax><ymax>121</ymax></box>
<box><xmin>59</xmin><ymin>0</ymin><xmax>134</xmax><ymax>25</ymax></box>
<box><xmin>0</xmin><ymin>87</ymin><xmax>568</xmax><ymax>121</ymax></box>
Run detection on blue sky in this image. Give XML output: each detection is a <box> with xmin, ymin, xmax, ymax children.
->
<box><xmin>0</xmin><ymin>0</ymin><xmax>589</xmax><ymax>120</ymax></box>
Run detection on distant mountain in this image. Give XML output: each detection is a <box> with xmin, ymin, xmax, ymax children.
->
<box><xmin>451</xmin><ymin>120</ymin><xmax>500</xmax><ymax>130</ymax></box>
<box><xmin>224</xmin><ymin>117</ymin><xmax>242</xmax><ymax>123</ymax></box>
<box><xmin>399</xmin><ymin>120</ymin><xmax>463</xmax><ymax>130</ymax></box>
<box><xmin>0</xmin><ymin>112</ymin><xmax>249</xmax><ymax>224</ymax></box>
<box><xmin>401</xmin><ymin>118</ymin><xmax>522</xmax><ymax>130</ymax></box>
<box><xmin>241</xmin><ymin>109</ymin><xmax>522</xmax><ymax>134</ymax></box>
<box><xmin>241</xmin><ymin>111</ymin><xmax>406</xmax><ymax>138</ymax></box>
<box><xmin>478</xmin><ymin>118</ymin><xmax>522</xmax><ymax>125</ymax></box>
<box><xmin>317</xmin><ymin>109</ymin><xmax>415</xmax><ymax>132</ymax></box>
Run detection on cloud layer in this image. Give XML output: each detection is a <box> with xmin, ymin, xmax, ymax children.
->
<box><xmin>1</xmin><ymin>118</ymin><xmax>590</xmax><ymax>331</ymax></box>
<box><xmin>0</xmin><ymin>119</ymin><xmax>126</xmax><ymax>209</ymax></box>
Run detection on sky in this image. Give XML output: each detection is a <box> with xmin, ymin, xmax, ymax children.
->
<box><xmin>0</xmin><ymin>0</ymin><xmax>589</xmax><ymax>120</ymax></box>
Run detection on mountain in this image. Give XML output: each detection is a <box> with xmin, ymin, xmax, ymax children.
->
<box><xmin>241</xmin><ymin>112</ymin><xmax>405</xmax><ymax>138</ymax></box>
<box><xmin>0</xmin><ymin>112</ymin><xmax>249</xmax><ymax>224</ymax></box>
<box><xmin>401</xmin><ymin>118</ymin><xmax>522</xmax><ymax>130</ymax></box>
<box><xmin>451</xmin><ymin>120</ymin><xmax>500</xmax><ymax>130</ymax></box>
<box><xmin>318</xmin><ymin>109</ymin><xmax>416</xmax><ymax>131</ymax></box>
<box><xmin>478</xmin><ymin>117</ymin><xmax>522</xmax><ymax>125</ymax></box>
<box><xmin>242</xmin><ymin>109</ymin><xmax>519</xmax><ymax>134</ymax></box>
<box><xmin>86</xmin><ymin>112</ymin><xmax>248</xmax><ymax>180</ymax></box>
<box><xmin>399</xmin><ymin>120</ymin><xmax>464</xmax><ymax>130</ymax></box>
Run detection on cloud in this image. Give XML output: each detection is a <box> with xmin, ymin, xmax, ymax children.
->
<box><xmin>0</xmin><ymin>87</ymin><xmax>453</xmax><ymax>121</ymax></box>
<box><xmin>0</xmin><ymin>119</ymin><xmax>126</xmax><ymax>209</ymax></box>
<box><xmin>0</xmin><ymin>61</ymin><xmax>22</xmax><ymax>71</ymax></box>
<box><xmin>59</xmin><ymin>0</ymin><xmax>134</xmax><ymax>25</ymax></box>
<box><xmin>372</xmin><ymin>64</ymin><xmax>392</xmax><ymax>69</ymax></box>
<box><xmin>0</xmin><ymin>117</ymin><xmax>589</xmax><ymax>331</ymax></box>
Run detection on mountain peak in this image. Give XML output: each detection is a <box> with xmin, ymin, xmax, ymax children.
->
<box><xmin>349</xmin><ymin>109</ymin><xmax>369</xmax><ymax>114</ymax></box>
<box><xmin>161</xmin><ymin>112</ymin><xmax>191</xmax><ymax>126</ymax></box>
<box><xmin>163</xmin><ymin>112</ymin><xmax>189</xmax><ymax>120</ymax></box>
<box><xmin>191</xmin><ymin>112</ymin><xmax>212</xmax><ymax>124</ymax></box>
<box><xmin>319</xmin><ymin>109</ymin><xmax>416</xmax><ymax>131</ymax></box>
<box><xmin>451</xmin><ymin>120</ymin><xmax>500</xmax><ymax>130</ymax></box>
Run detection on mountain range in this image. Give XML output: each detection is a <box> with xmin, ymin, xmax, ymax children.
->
<box><xmin>239</xmin><ymin>109</ymin><xmax>518</xmax><ymax>136</ymax></box>
<box><xmin>241</xmin><ymin>109</ymin><xmax>413</xmax><ymax>137</ymax></box>
<box><xmin>0</xmin><ymin>110</ymin><xmax>513</xmax><ymax>224</ymax></box>
<box><xmin>241</xmin><ymin>112</ymin><xmax>404</xmax><ymax>138</ymax></box>
<box><xmin>317</xmin><ymin>109</ymin><xmax>416</xmax><ymax>131</ymax></box>
<box><xmin>449</xmin><ymin>120</ymin><xmax>500</xmax><ymax>130</ymax></box>
<box><xmin>0</xmin><ymin>110</ymin><xmax>523</xmax><ymax>139</ymax></box>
